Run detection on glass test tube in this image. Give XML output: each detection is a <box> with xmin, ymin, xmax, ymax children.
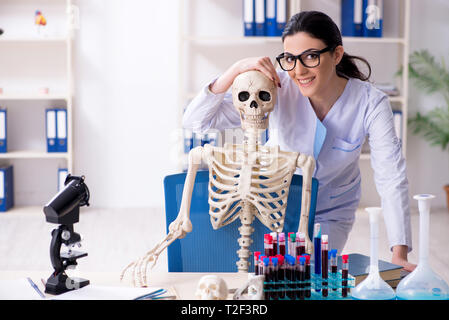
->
<box><xmin>296</xmin><ymin>232</ymin><xmax>306</xmax><ymax>257</ymax></box>
<box><xmin>304</xmin><ymin>254</ymin><xmax>311</xmax><ymax>298</ymax></box>
<box><xmin>278</xmin><ymin>233</ymin><xmax>286</xmax><ymax>256</ymax></box>
<box><xmin>298</xmin><ymin>256</ymin><xmax>306</xmax><ymax>300</ymax></box>
<box><xmin>289</xmin><ymin>233</ymin><xmax>296</xmax><ymax>257</ymax></box>
<box><xmin>313</xmin><ymin>223</ymin><xmax>321</xmax><ymax>292</ymax></box>
<box><xmin>271</xmin><ymin>257</ymin><xmax>279</xmax><ymax>300</ymax></box>
<box><xmin>285</xmin><ymin>255</ymin><xmax>295</xmax><ymax>300</ymax></box>
<box><xmin>330</xmin><ymin>249</ymin><xmax>337</xmax><ymax>291</ymax></box>
<box><xmin>254</xmin><ymin>251</ymin><xmax>261</xmax><ymax>275</ymax></box>
<box><xmin>276</xmin><ymin>255</ymin><xmax>285</xmax><ymax>299</ymax></box>
<box><xmin>342</xmin><ymin>254</ymin><xmax>349</xmax><ymax>297</ymax></box>
<box><xmin>264</xmin><ymin>234</ymin><xmax>273</xmax><ymax>257</ymax></box>
<box><xmin>270</xmin><ymin>232</ymin><xmax>278</xmax><ymax>256</ymax></box>
<box><xmin>321</xmin><ymin>234</ymin><xmax>329</xmax><ymax>297</ymax></box>
<box><xmin>263</xmin><ymin>257</ymin><xmax>271</xmax><ymax>300</ymax></box>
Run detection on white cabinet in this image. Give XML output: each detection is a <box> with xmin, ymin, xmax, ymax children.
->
<box><xmin>0</xmin><ymin>0</ymin><xmax>78</xmax><ymax>208</ymax></box>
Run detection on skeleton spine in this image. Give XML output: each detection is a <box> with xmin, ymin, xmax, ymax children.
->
<box><xmin>237</xmin><ymin>201</ymin><xmax>256</xmax><ymax>272</ymax></box>
<box><xmin>235</xmin><ymin>128</ymin><xmax>260</xmax><ymax>272</ymax></box>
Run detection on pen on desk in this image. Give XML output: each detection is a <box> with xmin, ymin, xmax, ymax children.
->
<box><xmin>27</xmin><ymin>277</ymin><xmax>45</xmax><ymax>298</ymax></box>
<box><xmin>134</xmin><ymin>288</ymin><xmax>166</xmax><ymax>300</ymax></box>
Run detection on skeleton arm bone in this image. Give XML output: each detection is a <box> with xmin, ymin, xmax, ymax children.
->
<box><xmin>169</xmin><ymin>146</ymin><xmax>205</xmax><ymax>238</ymax></box>
<box><xmin>120</xmin><ymin>146</ymin><xmax>204</xmax><ymax>287</ymax></box>
<box><xmin>296</xmin><ymin>153</ymin><xmax>316</xmax><ymax>253</ymax></box>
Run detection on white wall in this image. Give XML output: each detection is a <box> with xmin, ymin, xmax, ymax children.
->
<box><xmin>72</xmin><ymin>0</ymin><xmax>449</xmax><ymax>209</ymax></box>
<box><xmin>360</xmin><ymin>0</ymin><xmax>449</xmax><ymax>209</ymax></box>
<box><xmin>73</xmin><ymin>0</ymin><xmax>180</xmax><ymax>208</ymax></box>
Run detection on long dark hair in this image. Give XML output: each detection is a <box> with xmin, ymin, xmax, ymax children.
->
<box><xmin>282</xmin><ymin>11</ymin><xmax>371</xmax><ymax>81</ymax></box>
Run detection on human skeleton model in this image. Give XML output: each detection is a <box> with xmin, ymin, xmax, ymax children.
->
<box><xmin>121</xmin><ymin>70</ymin><xmax>316</xmax><ymax>287</ymax></box>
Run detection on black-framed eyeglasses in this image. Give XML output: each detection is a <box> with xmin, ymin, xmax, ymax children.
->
<box><xmin>276</xmin><ymin>46</ymin><xmax>333</xmax><ymax>71</ymax></box>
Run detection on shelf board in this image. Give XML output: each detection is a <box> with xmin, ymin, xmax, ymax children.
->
<box><xmin>0</xmin><ymin>37</ymin><xmax>68</xmax><ymax>44</ymax></box>
<box><xmin>388</xmin><ymin>96</ymin><xmax>405</xmax><ymax>103</ymax></box>
<box><xmin>0</xmin><ymin>94</ymin><xmax>68</xmax><ymax>101</ymax></box>
<box><xmin>342</xmin><ymin>37</ymin><xmax>406</xmax><ymax>44</ymax></box>
<box><xmin>0</xmin><ymin>150</ymin><xmax>69</xmax><ymax>159</ymax></box>
<box><xmin>184</xmin><ymin>35</ymin><xmax>406</xmax><ymax>45</ymax></box>
<box><xmin>184</xmin><ymin>35</ymin><xmax>283</xmax><ymax>44</ymax></box>
<box><xmin>0</xmin><ymin>205</ymin><xmax>42</xmax><ymax>216</ymax></box>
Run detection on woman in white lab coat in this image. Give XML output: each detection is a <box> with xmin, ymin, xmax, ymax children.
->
<box><xmin>183</xmin><ymin>11</ymin><xmax>415</xmax><ymax>271</ymax></box>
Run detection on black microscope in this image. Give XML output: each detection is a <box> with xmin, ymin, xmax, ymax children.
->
<box><xmin>43</xmin><ymin>174</ymin><xmax>91</xmax><ymax>295</ymax></box>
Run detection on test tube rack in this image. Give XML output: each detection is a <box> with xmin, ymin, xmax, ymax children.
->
<box><xmin>262</xmin><ymin>265</ymin><xmax>356</xmax><ymax>300</ymax></box>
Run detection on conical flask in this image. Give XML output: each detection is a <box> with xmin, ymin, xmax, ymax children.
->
<box><xmin>396</xmin><ymin>194</ymin><xmax>449</xmax><ymax>300</ymax></box>
<box><xmin>351</xmin><ymin>207</ymin><xmax>396</xmax><ymax>300</ymax></box>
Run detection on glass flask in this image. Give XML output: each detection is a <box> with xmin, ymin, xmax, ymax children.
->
<box><xmin>396</xmin><ymin>194</ymin><xmax>449</xmax><ymax>300</ymax></box>
<box><xmin>351</xmin><ymin>207</ymin><xmax>396</xmax><ymax>300</ymax></box>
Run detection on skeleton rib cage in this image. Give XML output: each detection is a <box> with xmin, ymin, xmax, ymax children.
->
<box><xmin>205</xmin><ymin>143</ymin><xmax>298</xmax><ymax>233</ymax></box>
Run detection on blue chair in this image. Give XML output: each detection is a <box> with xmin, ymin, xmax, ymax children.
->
<box><xmin>164</xmin><ymin>170</ymin><xmax>319</xmax><ymax>272</ymax></box>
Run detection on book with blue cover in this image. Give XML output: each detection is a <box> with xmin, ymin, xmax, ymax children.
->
<box><xmin>337</xmin><ymin>253</ymin><xmax>402</xmax><ymax>286</ymax></box>
<box><xmin>0</xmin><ymin>165</ymin><xmax>14</xmax><ymax>212</ymax></box>
<box><xmin>341</xmin><ymin>0</ymin><xmax>363</xmax><ymax>37</ymax></box>
<box><xmin>362</xmin><ymin>0</ymin><xmax>383</xmax><ymax>37</ymax></box>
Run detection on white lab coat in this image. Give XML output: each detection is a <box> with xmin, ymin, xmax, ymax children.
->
<box><xmin>182</xmin><ymin>70</ymin><xmax>412</xmax><ymax>253</ymax></box>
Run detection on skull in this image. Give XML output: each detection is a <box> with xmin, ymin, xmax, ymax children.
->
<box><xmin>195</xmin><ymin>275</ymin><xmax>228</xmax><ymax>300</ymax></box>
<box><xmin>232</xmin><ymin>70</ymin><xmax>277</xmax><ymax>131</ymax></box>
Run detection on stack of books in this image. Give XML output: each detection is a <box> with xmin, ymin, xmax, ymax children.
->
<box><xmin>338</xmin><ymin>253</ymin><xmax>404</xmax><ymax>288</ymax></box>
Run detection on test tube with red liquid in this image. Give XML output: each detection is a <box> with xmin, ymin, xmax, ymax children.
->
<box><xmin>285</xmin><ymin>255</ymin><xmax>295</xmax><ymax>299</ymax></box>
<box><xmin>276</xmin><ymin>254</ymin><xmax>285</xmax><ymax>299</ymax></box>
<box><xmin>254</xmin><ymin>251</ymin><xmax>261</xmax><ymax>275</ymax></box>
<box><xmin>298</xmin><ymin>256</ymin><xmax>306</xmax><ymax>300</ymax></box>
<box><xmin>271</xmin><ymin>257</ymin><xmax>279</xmax><ymax>300</ymax></box>
<box><xmin>289</xmin><ymin>233</ymin><xmax>296</xmax><ymax>257</ymax></box>
<box><xmin>304</xmin><ymin>254</ymin><xmax>311</xmax><ymax>298</ymax></box>
<box><xmin>330</xmin><ymin>249</ymin><xmax>337</xmax><ymax>291</ymax></box>
<box><xmin>321</xmin><ymin>234</ymin><xmax>329</xmax><ymax>297</ymax></box>
<box><xmin>264</xmin><ymin>234</ymin><xmax>273</xmax><ymax>257</ymax></box>
<box><xmin>262</xmin><ymin>257</ymin><xmax>271</xmax><ymax>300</ymax></box>
<box><xmin>342</xmin><ymin>254</ymin><xmax>349</xmax><ymax>297</ymax></box>
<box><xmin>296</xmin><ymin>232</ymin><xmax>306</xmax><ymax>257</ymax></box>
<box><xmin>278</xmin><ymin>233</ymin><xmax>286</xmax><ymax>256</ymax></box>
<box><xmin>270</xmin><ymin>232</ymin><xmax>278</xmax><ymax>256</ymax></box>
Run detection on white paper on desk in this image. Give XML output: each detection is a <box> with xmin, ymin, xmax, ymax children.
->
<box><xmin>51</xmin><ymin>285</ymin><xmax>162</xmax><ymax>300</ymax></box>
<box><xmin>0</xmin><ymin>278</ymin><xmax>45</xmax><ymax>300</ymax></box>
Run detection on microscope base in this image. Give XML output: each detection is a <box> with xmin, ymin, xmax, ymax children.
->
<box><xmin>45</xmin><ymin>272</ymin><xmax>90</xmax><ymax>295</ymax></box>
